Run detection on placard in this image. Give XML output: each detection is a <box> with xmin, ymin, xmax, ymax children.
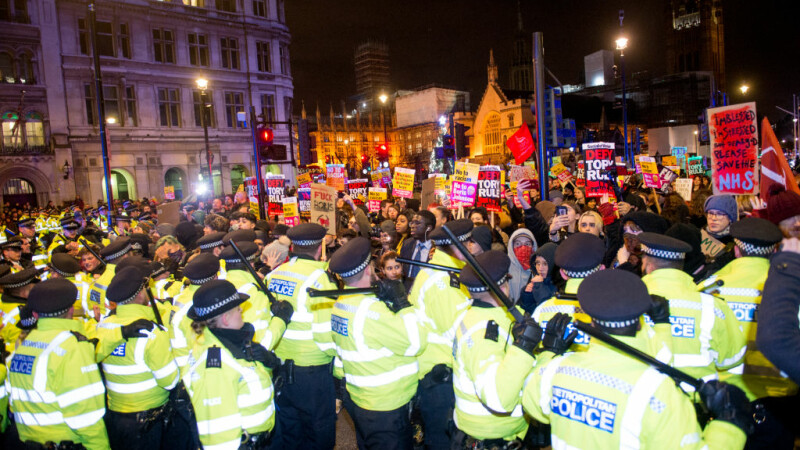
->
<box><xmin>688</xmin><ymin>157</ymin><xmax>705</xmax><ymax>175</ymax></box>
<box><xmin>700</xmin><ymin>228</ymin><xmax>726</xmax><ymax>258</ymax></box>
<box><xmin>575</xmin><ymin>161</ymin><xmax>585</xmax><ymax>187</ymax></box>
<box><xmin>370</xmin><ymin>170</ymin><xmax>382</xmax><ymax>187</ymax></box>
<box><xmin>266</xmin><ymin>175</ymin><xmax>286</xmax><ymax>218</ymax></box>
<box><xmin>675</xmin><ymin>178</ymin><xmax>693</xmax><ymax>202</ymax></box>
<box><xmin>582</xmin><ymin>142</ymin><xmax>615</xmax><ymax>198</ymax></box>
<box><xmin>243</xmin><ymin>177</ymin><xmax>261</xmax><ymax>219</ymax></box>
<box><xmin>392</xmin><ymin>167</ymin><xmax>415</xmax><ymax>198</ymax></box>
<box><xmin>163</xmin><ymin>186</ymin><xmax>175</xmax><ymax>200</ymax></box>
<box><xmin>509</xmin><ymin>164</ymin><xmax>536</xmax><ymax>183</ymax></box>
<box><xmin>708</xmin><ymin>102</ymin><xmax>759</xmax><ymax>195</ymax></box>
<box><xmin>550</xmin><ymin>163</ymin><xmax>572</xmax><ymax>186</ymax></box>
<box><xmin>450</xmin><ymin>181</ymin><xmax>477</xmax><ymax>207</ymax></box>
<box><xmin>298</xmin><ymin>188</ymin><xmax>311</xmax><ymax>220</ymax></box>
<box><xmin>283</xmin><ymin>197</ymin><xmax>300</xmax><ymax>227</ymax></box>
<box><xmin>453</xmin><ymin>161</ymin><xmax>480</xmax><ymax>184</ymax></box>
<box><xmin>477</xmin><ymin>166</ymin><xmax>502</xmax><ymax>212</ymax></box>
<box><xmin>662</xmin><ymin>156</ymin><xmax>677</xmax><ymax>167</ymax></box>
<box><xmin>659</xmin><ymin>166</ymin><xmax>678</xmax><ymax>187</ymax></box>
<box><xmin>671</xmin><ymin>146</ymin><xmax>688</xmax><ymax>157</ymax></box>
<box><xmin>640</xmin><ymin>156</ymin><xmax>661</xmax><ymax>188</ymax></box>
<box><xmin>326</xmin><ymin>164</ymin><xmax>346</xmax><ymax>191</ymax></box>
<box><xmin>297</xmin><ymin>172</ymin><xmax>312</xmax><ymax>188</ymax></box>
<box><xmin>368</xmin><ymin>188</ymin><xmax>387</xmax><ymax>212</ymax></box>
<box><xmin>634</xmin><ymin>155</ymin><xmax>642</xmax><ymax>174</ymax></box>
<box><xmin>421</xmin><ymin>177</ymin><xmax>437</xmax><ymax>210</ymax></box>
<box><xmin>310</xmin><ymin>183</ymin><xmax>337</xmax><ymax>232</ymax></box>
<box><xmin>346</xmin><ymin>179</ymin><xmax>368</xmax><ymax>205</ymax></box>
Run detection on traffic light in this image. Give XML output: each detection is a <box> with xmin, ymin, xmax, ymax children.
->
<box><xmin>257</xmin><ymin>126</ymin><xmax>274</xmax><ymax>162</ymax></box>
<box><xmin>375</xmin><ymin>143</ymin><xmax>389</xmax><ymax>161</ymax></box>
<box><xmin>454</xmin><ymin>123</ymin><xmax>470</xmax><ymax>159</ymax></box>
<box><xmin>298</xmin><ymin>119</ymin><xmax>312</xmax><ymax>165</ymax></box>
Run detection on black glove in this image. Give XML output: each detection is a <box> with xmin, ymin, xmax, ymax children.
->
<box><xmin>121</xmin><ymin>318</ymin><xmax>156</xmax><ymax>340</ymax></box>
<box><xmin>271</xmin><ymin>300</ymin><xmax>294</xmax><ymax>325</ymax></box>
<box><xmin>541</xmin><ymin>312</ymin><xmax>577</xmax><ymax>355</ymax></box>
<box><xmin>377</xmin><ymin>279</ymin><xmax>411</xmax><ymax>312</ymax></box>
<box><xmin>512</xmin><ymin>316</ymin><xmax>543</xmax><ymax>357</ymax></box>
<box><xmin>648</xmin><ymin>295</ymin><xmax>670</xmax><ymax>324</ymax></box>
<box><xmin>246</xmin><ymin>343</ymin><xmax>281</xmax><ymax>369</ymax></box>
<box><xmin>699</xmin><ymin>380</ymin><xmax>755</xmax><ymax>435</ymax></box>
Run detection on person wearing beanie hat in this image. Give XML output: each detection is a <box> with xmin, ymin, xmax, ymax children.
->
<box><xmin>98</xmin><ymin>266</ymin><xmax>189</xmax><ymax>449</ymax></box>
<box><xmin>518</xmin><ymin>242</ymin><xmax>559</xmax><ymax>313</ymax></box>
<box><xmin>6</xmin><ymin>278</ymin><xmax>113</xmax><ymax>449</ymax></box>
<box><xmin>520</xmin><ymin>269</ymin><xmax>752</xmax><ymax>449</ymax></box>
<box><xmin>467</xmin><ymin>225</ymin><xmax>493</xmax><ymax>256</ymax></box>
<box><xmin>614</xmin><ymin>211</ymin><xmax>671</xmax><ymax>274</ymax></box>
<box><xmin>766</xmin><ymin>184</ymin><xmax>800</xmax><ymax>238</ymax></box>
<box><xmin>328</xmin><ymin>237</ymin><xmax>427</xmax><ymax>449</ymax></box>
<box><xmin>264</xmin><ymin>221</ymin><xmax>339</xmax><ymax>449</ymax></box>
<box><xmin>700</xmin><ymin>194</ymin><xmax>740</xmax><ymax>277</ymax></box>
<box><xmin>183</xmin><ymin>279</ymin><xmax>281</xmax><ymax>449</ymax></box>
<box><xmin>639</xmin><ymin>232</ymin><xmax>746</xmax><ymax>387</ymax></box>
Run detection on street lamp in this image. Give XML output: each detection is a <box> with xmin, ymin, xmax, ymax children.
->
<box><xmin>693</xmin><ymin>130</ymin><xmax>698</xmax><ymax>154</ymax></box>
<box><xmin>616</xmin><ymin>36</ymin><xmax>630</xmax><ymax>163</ymax></box>
<box><xmin>740</xmin><ymin>84</ymin><xmax>749</xmax><ymax>95</ymax></box>
<box><xmin>196</xmin><ymin>77</ymin><xmax>213</xmax><ymax>197</ymax></box>
<box><xmin>378</xmin><ymin>93</ymin><xmax>389</xmax><ymax>168</ymax></box>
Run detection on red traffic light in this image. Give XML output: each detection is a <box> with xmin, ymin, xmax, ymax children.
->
<box><xmin>258</xmin><ymin>127</ymin><xmax>274</xmax><ymax>144</ymax></box>
<box><xmin>375</xmin><ymin>143</ymin><xmax>389</xmax><ymax>159</ymax></box>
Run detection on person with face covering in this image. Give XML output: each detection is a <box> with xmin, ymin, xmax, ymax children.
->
<box><xmin>518</xmin><ymin>242</ymin><xmax>558</xmax><ymax>313</ymax></box>
<box><xmin>507</xmin><ymin>228</ymin><xmax>537</xmax><ymax>302</ymax></box>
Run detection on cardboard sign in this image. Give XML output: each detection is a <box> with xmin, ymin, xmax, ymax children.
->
<box><xmin>346</xmin><ymin>179</ymin><xmax>368</xmax><ymax>205</ymax></box>
<box><xmin>640</xmin><ymin>156</ymin><xmax>661</xmax><ymax>188</ymax></box>
<box><xmin>688</xmin><ymin>157</ymin><xmax>705</xmax><ymax>175</ymax></box>
<box><xmin>297</xmin><ymin>172</ymin><xmax>312</xmax><ymax>188</ymax></box>
<box><xmin>708</xmin><ymin>102</ymin><xmax>759</xmax><ymax>195</ymax></box>
<box><xmin>662</xmin><ymin>156</ymin><xmax>677</xmax><ymax>167</ymax></box>
<box><xmin>156</xmin><ymin>201</ymin><xmax>181</xmax><ymax>225</ymax></box>
<box><xmin>244</xmin><ymin>177</ymin><xmax>261</xmax><ymax>219</ymax></box>
<box><xmin>326</xmin><ymin>164</ymin><xmax>346</xmax><ymax>191</ymax></box>
<box><xmin>453</xmin><ymin>161</ymin><xmax>480</xmax><ymax>184</ymax></box>
<box><xmin>675</xmin><ymin>178</ymin><xmax>693</xmax><ymax>202</ymax></box>
<box><xmin>477</xmin><ymin>166</ymin><xmax>502</xmax><ymax>212</ymax></box>
<box><xmin>283</xmin><ymin>197</ymin><xmax>300</xmax><ymax>227</ymax></box>
<box><xmin>700</xmin><ymin>228</ymin><xmax>726</xmax><ymax>258</ymax></box>
<box><xmin>583</xmin><ymin>142</ymin><xmax>615</xmax><ymax>198</ymax></box>
<box><xmin>420</xmin><ymin>177</ymin><xmax>437</xmax><ymax>210</ymax></box>
<box><xmin>368</xmin><ymin>188</ymin><xmax>387</xmax><ymax>212</ymax></box>
<box><xmin>298</xmin><ymin>188</ymin><xmax>311</xmax><ymax>219</ymax></box>
<box><xmin>311</xmin><ymin>183</ymin><xmax>337</xmax><ymax>232</ymax></box>
<box><xmin>392</xmin><ymin>167</ymin><xmax>415</xmax><ymax>198</ymax></box>
<box><xmin>163</xmin><ymin>186</ymin><xmax>175</xmax><ymax>200</ymax></box>
<box><xmin>266</xmin><ymin>175</ymin><xmax>286</xmax><ymax>218</ymax></box>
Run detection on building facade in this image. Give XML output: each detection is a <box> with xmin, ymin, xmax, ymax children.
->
<box><xmin>354</xmin><ymin>40</ymin><xmax>390</xmax><ymax>107</ymax></box>
<box><xmin>0</xmin><ymin>0</ymin><xmax>294</xmax><ymax>208</ymax></box>
<box><xmin>666</xmin><ymin>0</ymin><xmax>725</xmax><ymax>94</ymax></box>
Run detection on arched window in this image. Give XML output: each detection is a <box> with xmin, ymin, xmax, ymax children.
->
<box><xmin>1</xmin><ymin>111</ymin><xmax>21</xmax><ymax>148</ymax></box>
<box><xmin>483</xmin><ymin>113</ymin><xmax>501</xmax><ymax>155</ymax></box>
<box><xmin>18</xmin><ymin>53</ymin><xmax>34</xmax><ymax>83</ymax></box>
<box><xmin>24</xmin><ymin>112</ymin><xmax>43</xmax><ymax>147</ymax></box>
<box><xmin>0</xmin><ymin>53</ymin><xmax>13</xmax><ymax>83</ymax></box>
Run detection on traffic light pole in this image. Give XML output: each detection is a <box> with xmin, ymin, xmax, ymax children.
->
<box><xmin>249</xmin><ymin>106</ymin><xmax>266</xmax><ymax>219</ymax></box>
<box><xmin>533</xmin><ymin>32</ymin><xmax>549</xmax><ymax>202</ymax></box>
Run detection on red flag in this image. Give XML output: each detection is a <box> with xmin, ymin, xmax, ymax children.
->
<box><xmin>760</xmin><ymin>117</ymin><xmax>800</xmax><ymax>202</ymax></box>
<box><xmin>506</xmin><ymin>123</ymin><xmax>537</xmax><ymax>165</ymax></box>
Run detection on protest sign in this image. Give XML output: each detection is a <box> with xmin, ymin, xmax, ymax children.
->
<box><xmin>662</xmin><ymin>156</ymin><xmax>677</xmax><ymax>167</ymax></box>
<box><xmin>298</xmin><ymin>188</ymin><xmax>311</xmax><ymax>219</ymax></box>
<box><xmin>421</xmin><ymin>177</ymin><xmax>437</xmax><ymax>210</ymax></box>
<box><xmin>370</xmin><ymin>170</ymin><xmax>382</xmax><ymax>187</ymax></box>
<box><xmin>283</xmin><ymin>197</ymin><xmax>300</xmax><ymax>227</ymax></box>
<box><xmin>634</xmin><ymin>155</ymin><xmax>642</xmax><ymax>174</ymax></box>
<box><xmin>326</xmin><ymin>164</ymin><xmax>346</xmax><ymax>191</ymax></box>
<box><xmin>346</xmin><ymin>179</ymin><xmax>368</xmax><ymax>205</ymax></box>
<box><xmin>700</xmin><ymin>228</ymin><xmax>726</xmax><ymax>258</ymax></box>
<box><xmin>297</xmin><ymin>172</ymin><xmax>312</xmax><ymax>188</ymax></box>
<box><xmin>477</xmin><ymin>166</ymin><xmax>502</xmax><ymax>212</ymax></box>
<box><xmin>164</xmin><ymin>186</ymin><xmax>175</xmax><ymax>200</ymax></box>
<box><xmin>659</xmin><ymin>166</ymin><xmax>678</xmax><ymax>187</ymax></box>
<box><xmin>392</xmin><ymin>167</ymin><xmax>415</xmax><ymax>198</ymax></box>
<box><xmin>708</xmin><ymin>102</ymin><xmax>759</xmax><ymax>195</ymax></box>
<box><xmin>509</xmin><ymin>164</ymin><xmax>536</xmax><ymax>183</ymax></box>
<box><xmin>310</xmin><ymin>183</ymin><xmax>337</xmax><ymax>232</ymax></box>
<box><xmin>671</xmin><ymin>146</ymin><xmax>688</xmax><ymax>158</ymax></box>
<box><xmin>639</xmin><ymin>156</ymin><xmax>661</xmax><ymax>188</ymax></box>
<box><xmin>550</xmin><ymin>163</ymin><xmax>572</xmax><ymax>186</ymax></box>
<box><xmin>312</xmin><ymin>173</ymin><xmax>326</xmax><ymax>185</ymax></box>
<box><xmin>368</xmin><ymin>188</ymin><xmax>387</xmax><ymax>212</ymax></box>
<box><xmin>433</xmin><ymin>173</ymin><xmax>447</xmax><ymax>199</ymax></box>
<box><xmin>244</xmin><ymin>177</ymin><xmax>261</xmax><ymax>219</ymax></box>
<box><xmin>451</xmin><ymin>181</ymin><xmax>477</xmax><ymax>207</ymax></box>
<box><xmin>575</xmin><ymin>161</ymin><xmax>585</xmax><ymax>187</ymax></box>
<box><xmin>582</xmin><ymin>142</ymin><xmax>615</xmax><ymax>198</ymax></box>
<box><xmin>688</xmin><ymin>156</ymin><xmax>705</xmax><ymax>175</ymax></box>
<box><xmin>675</xmin><ymin>178</ymin><xmax>693</xmax><ymax>202</ymax></box>
<box><xmin>444</xmin><ymin>178</ymin><xmax>452</xmax><ymax>209</ymax></box>
<box><xmin>266</xmin><ymin>175</ymin><xmax>286</xmax><ymax>217</ymax></box>
<box><xmin>453</xmin><ymin>161</ymin><xmax>480</xmax><ymax>184</ymax></box>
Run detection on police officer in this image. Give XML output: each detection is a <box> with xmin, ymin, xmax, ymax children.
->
<box><xmin>114</xmin><ymin>214</ymin><xmax>133</xmax><ymax>237</ymax></box>
<box><xmin>265</xmin><ymin>222</ymin><xmax>340</xmax><ymax>449</ymax></box>
<box><xmin>89</xmin><ymin>236</ymin><xmax>133</xmax><ymax>316</ymax></box>
<box><xmin>0</xmin><ymin>237</ymin><xmax>32</xmax><ymax>273</ymax></box>
<box><xmin>46</xmin><ymin>217</ymin><xmax>85</xmax><ymax>259</ymax></box>
<box><xmin>197</xmin><ymin>231</ymin><xmax>226</xmax><ymax>257</ymax></box>
<box><xmin>700</xmin><ymin>218</ymin><xmax>796</xmax><ymax>447</ymax></box>
<box><xmin>451</xmin><ymin>250</ymin><xmax>543</xmax><ymax>447</ymax></box>
<box><xmin>99</xmin><ymin>266</ymin><xmax>183</xmax><ymax>449</ymax></box>
<box><xmin>184</xmin><ymin>279</ymin><xmax>280</xmax><ymax>449</ymax></box>
<box><xmin>406</xmin><ymin>218</ymin><xmax>473</xmax><ymax>449</ymax></box>
<box><xmin>521</xmin><ymin>269</ymin><xmax>753</xmax><ymax>448</ymax></box>
<box><xmin>48</xmin><ymin>253</ymin><xmax>95</xmax><ymax>330</ymax></box>
<box><xmin>329</xmin><ymin>237</ymin><xmax>427</xmax><ymax>449</ymax></box>
<box><xmin>0</xmin><ymin>267</ymin><xmax>39</xmax><ymax>353</ymax></box>
<box><xmin>6</xmin><ymin>278</ymin><xmax>110</xmax><ymax>448</ymax></box>
<box><xmin>639</xmin><ymin>232</ymin><xmax>746</xmax><ymax>388</ymax></box>
<box><xmin>17</xmin><ymin>217</ymin><xmax>48</xmax><ymax>271</ymax></box>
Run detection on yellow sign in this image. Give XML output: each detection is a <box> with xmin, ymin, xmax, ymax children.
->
<box><xmin>453</xmin><ymin>162</ymin><xmax>479</xmax><ymax>184</ymax></box>
<box><xmin>392</xmin><ymin>167</ymin><xmax>415</xmax><ymax>198</ymax></box>
<box><xmin>249</xmin><ymin>201</ymin><xmax>260</xmax><ymax>220</ymax></box>
<box><xmin>368</xmin><ymin>188</ymin><xmax>387</xmax><ymax>201</ymax></box>
<box><xmin>662</xmin><ymin>156</ymin><xmax>677</xmax><ymax>167</ymax></box>
<box><xmin>236</xmin><ymin>184</ymin><xmax>244</xmax><ymax>193</ymax></box>
<box><xmin>282</xmin><ymin>197</ymin><xmax>298</xmax><ymax>217</ymax></box>
<box><xmin>163</xmin><ymin>186</ymin><xmax>175</xmax><ymax>200</ymax></box>
<box><xmin>640</xmin><ymin>159</ymin><xmax>658</xmax><ymax>175</ymax></box>
<box><xmin>371</xmin><ymin>171</ymin><xmax>382</xmax><ymax>185</ymax></box>
<box><xmin>550</xmin><ymin>163</ymin><xmax>568</xmax><ymax>178</ymax></box>
<box><xmin>297</xmin><ymin>172</ymin><xmax>312</xmax><ymax>187</ymax></box>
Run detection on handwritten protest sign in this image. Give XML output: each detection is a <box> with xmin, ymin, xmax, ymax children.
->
<box><xmin>346</xmin><ymin>179</ymin><xmax>368</xmax><ymax>205</ymax></box>
<box><xmin>700</xmin><ymin>228</ymin><xmax>725</xmax><ymax>258</ymax></box>
<box><xmin>477</xmin><ymin>166</ymin><xmax>502</xmax><ymax>212</ymax></box>
<box><xmin>662</xmin><ymin>156</ymin><xmax>677</xmax><ymax>167</ymax></box>
<box><xmin>582</xmin><ymin>142</ymin><xmax>615</xmax><ymax>198</ymax></box>
<box><xmin>297</xmin><ymin>172</ymin><xmax>312</xmax><ymax>188</ymax></box>
<box><xmin>509</xmin><ymin>164</ymin><xmax>536</xmax><ymax>183</ymax></box>
<box><xmin>675</xmin><ymin>178</ymin><xmax>693</xmax><ymax>202</ymax></box>
<box><xmin>708</xmin><ymin>102</ymin><xmax>759</xmax><ymax>195</ymax></box>
<box><xmin>298</xmin><ymin>188</ymin><xmax>311</xmax><ymax>219</ymax></box>
<box><xmin>368</xmin><ymin>188</ymin><xmax>387</xmax><ymax>212</ymax></box>
<box><xmin>392</xmin><ymin>167</ymin><xmax>415</xmax><ymax>198</ymax></box>
<box><xmin>688</xmin><ymin>157</ymin><xmax>705</xmax><ymax>175</ymax></box>
<box><xmin>326</xmin><ymin>164</ymin><xmax>346</xmax><ymax>191</ymax></box>
<box><xmin>311</xmin><ymin>183</ymin><xmax>337</xmax><ymax>232</ymax></box>
<box><xmin>266</xmin><ymin>175</ymin><xmax>286</xmax><ymax>217</ymax></box>
<box><xmin>640</xmin><ymin>156</ymin><xmax>661</xmax><ymax>188</ymax></box>
<box><xmin>283</xmin><ymin>197</ymin><xmax>300</xmax><ymax>227</ymax></box>
<box><xmin>164</xmin><ymin>186</ymin><xmax>175</xmax><ymax>200</ymax></box>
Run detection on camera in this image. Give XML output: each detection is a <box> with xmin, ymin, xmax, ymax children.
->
<box><xmin>370</xmin><ymin>225</ymin><xmax>382</xmax><ymax>239</ymax></box>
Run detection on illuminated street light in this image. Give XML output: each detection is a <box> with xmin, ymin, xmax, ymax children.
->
<box><xmin>615</xmin><ymin>37</ymin><xmax>628</xmax><ymax>52</ymax></box>
<box><xmin>106</xmin><ymin>117</ymin><xmax>117</xmax><ymax>124</ymax></box>
<box><xmin>379</xmin><ymin>93</ymin><xmax>388</xmax><ymax>104</ymax></box>
<box><xmin>196</xmin><ymin>77</ymin><xmax>214</xmax><ymax>197</ymax></box>
<box><xmin>740</xmin><ymin>84</ymin><xmax>749</xmax><ymax>95</ymax></box>
<box><xmin>195</xmin><ymin>78</ymin><xmax>208</xmax><ymax>90</ymax></box>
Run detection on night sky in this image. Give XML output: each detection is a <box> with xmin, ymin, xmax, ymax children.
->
<box><xmin>286</xmin><ymin>0</ymin><xmax>799</xmax><ymax>126</ymax></box>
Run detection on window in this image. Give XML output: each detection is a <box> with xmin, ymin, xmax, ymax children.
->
<box><xmin>182</xmin><ymin>0</ymin><xmax>204</xmax><ymax>6</ymax></box>
<box><xmin>78</xmin><ymin>19</ymin><xmax>89</xmax><ymax>55</ymax></box>
<box><xmin>483</xmin><ymin>113</ymin><xmax>501</xmax><ymax>154</ymax></box>
<box><xmin>283</xmin><ymin>96</ymin><xmax>293</xmax><ymax>121</ymax></box>
<box><xmin>0</xmin><ymin>53</ymin><xmax>13</xmax><ymax>83</ymax></box>
<box><xmin>260</xmin><ymin>93</ymin><xmax>275</xmax><ymax>122</ymax></box>
<box><xmin>84</xmin><ymin>84</ymin><xmax>96</xmax><ymax>125</ymax></box>
<box><xmin>220</xmin><ymin>37</ymin><xmax>240</xmax><ymax>70</ymax></box>
<box><xmin>119</xmin><ymin>23</ymin><xmax>131</xmax><ymax>59</ymax></box>
<box><xmin>279</xmin><ymin>45</ymin><xmax>290</xmax><ymax>75</ymax></box>
<box><xmin>103</xmin><ymin>85</ymin><xmax>120</xmax><ymax>124</ymax></box>
<box><xmin>153</xmin><ymin>28</ymin><xmax>175</xmax><ymax>63</ymax></box>
<box><xmin>216</xmin><ymin>0</ymin><xmax>235</xmax><ymax>12</ymax></box>
<box><xmin>77</xmin><ymin>19</ymin><xmax>129</xmax><ymax>58</ymax></box>
<box><xmin>277</xmin><ymin>0</ymin><xmax>285</xmax><ymax>22</ymax></box>
<box><xmin>95</xmin><ymin>20</ymin><xmax>115</xmax><ymax>57</ymax></box>
<box><xmin>193</xmin><ymin>90</ymin><xmax>215</xmax><ymax>127</ymax></box>
<box><xmin>224</xmin><ymin>91</ymin><xmax>244</xmax><ymax>128</ymax></box>
<box><xmin>157</xmin><ymin>87</ymin><xmax>181</xmax><ymax>127</ymax></box>
<box><xmin>252</xmin><ymin>0</ymin><xmax>267</xmax><ymax>17</ymax></box>
<box><xmin>256</xmin><ymin>41</ymin><xmax>271</xmax><ymax>72</ymax></box>
<box><xmin>508</xmin><ymin>114</ymin><xmax>515</xmax><ymax>128</ymax></box>
<box><xmin>188</xmin><ymin>33</ymin><xmax>209</xmax><ymax>66</ymax></box>
<box><xmin>124</xmin><ymin>86</ymin><xmax>137</xmax><ymax>126</ymax></box>
<box><xmin>24</xmin><ymin>112</ymin><xmax>44</xmax><ymax>146</ymax></box>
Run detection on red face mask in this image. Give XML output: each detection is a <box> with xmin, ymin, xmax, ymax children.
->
<box><xmin>514</xmin><ymin>245</ymin><xmax>533</xmax><ymax>271</ymax></box>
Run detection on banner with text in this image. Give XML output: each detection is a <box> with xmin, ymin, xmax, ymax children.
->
<box><xmin>477</xmin><ymin>166</ymin><xmax>502</xmax><ymax>212</ymax></box>
<box><xmin>326</xmin><ymin>164</ymin><xmax>347</xmax><ymax>191</ymax></box>
<box><xmin>347</xmin><ymin>179</ymin><xmax>368</xmax><ymax>205</ymax></box>
<box><xmin>368</xmin><ymin>187</ymin><xmax>387</xmax><ymax>212</ymax></box>
<box><xmin>708</xmin><ymin>102</ymin><xmax>759</xmax><ymax>195</ymax></box>
<box><xmin>582</xmin><ymin>142</ymin><xmax>615</xmax><ymax>198</ymax></box>
<box><xmin>392</xmin><ymin>167</ymin><xmax>415</xmax><ymax>198</ymax></box>
<box><xmin>640</xmin><ymin>156</ymin><xmax>661</xmax><ymax>188</ymax></box>
<box><xmin>266</xmin><ymin>175</ymin><xmax>286</xmax><ymax>217</ymax></box>
<box><xmin>297</xmin><ymin>172</ymin><xmax>312</xmax><ymax>189</ymax></box>
<box><xmin>283</xmin><ymin>197</ymin><xmax>300</xmax><ymax>227</ymax></box>
<box><xmin>688</xmin><ymin>156</ymin><xmax>705</xmax><ymax>175</ymax></box>
<box><xmin>675</xmin><ymin>178</ymin><xmax>693</xmax><ymax>202</ymax></box>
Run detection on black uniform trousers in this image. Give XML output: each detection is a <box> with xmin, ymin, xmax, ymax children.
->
<box><xmin>272</xmin><ymin>363</ymin><xmax>337</xmax><ymax>450</ymax></box>
<box><xmin>418</xmin><ymin>377</ymin><xmax>455</xmax><ymax>450</ymax></box>
<box><xmin>344</xmin><ymin>391</ymin><xmax>412</xmax><ymax>450</ymax></box>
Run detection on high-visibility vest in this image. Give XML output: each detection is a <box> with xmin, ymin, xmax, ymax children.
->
<box><xmin>225</xmin><ymin>270</ymin><xmax>286</xmax><ymax>351</ymax></box>
<box><xmin>532</xmin><ymin>278</ymin><xmax>593</xmax><ymax>352</ymax></box>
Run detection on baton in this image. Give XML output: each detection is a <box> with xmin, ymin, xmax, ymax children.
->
<box><xmin>229</xmin><ymin>240</ymin><xmax>277</xmax><ymax>304</ymax></box>
<box><xmin>555</xmin><ymin>292</ymin><xmax>578</xmax><ymax>301</ymax></box>
<box><xmin>143</xmin><ymin>279</ymin><xmax>164</xmax><ymax>327</ymax></box>
<box><xmin>441</xmin><ymin>225</ymin><xmax>523</xmax><ymax>322</ymax></box>
<box><xmin>79</xmin><ymin>238</ymin><xmax>107</xmax><ymax>269</ymax></box>
<box><xmin>574</xmin><ymin>321</ymin><xmax>702</xmax><ymax>390</ymax></box>
<box><xmin>307</xmin><ymin>286</ymin><xmax>379</xmax><ymax>298</ymax></box>
<box><xmin>396</xmin><ymin>258</ymin><xmax>461</xmax><ymax>273</ymax></box>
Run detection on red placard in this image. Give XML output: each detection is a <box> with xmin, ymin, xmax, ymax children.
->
<box><xmin>582</xmin><ymin>142</ymin><xmax>615</xmax><ymax>198</ymax></box>
<box><xmin>476</xmin><ymin>166</ymin><xmax>501</xmax><ymax>212</ymax></box>
<box><xmin>266</xmin><ymin>176</ymin><xmax>286</xmax><ymax>217</ymax></box>
<box><xmin>346</xmin><ymin>179</ymin><xmax>368</xmax><ymax>205</ymax></box>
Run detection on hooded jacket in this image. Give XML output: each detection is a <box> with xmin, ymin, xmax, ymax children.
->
<box><xmin>507</xmin><ymin>228</ymin><xmax>537</xmax><ymax>303</ymax></box>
